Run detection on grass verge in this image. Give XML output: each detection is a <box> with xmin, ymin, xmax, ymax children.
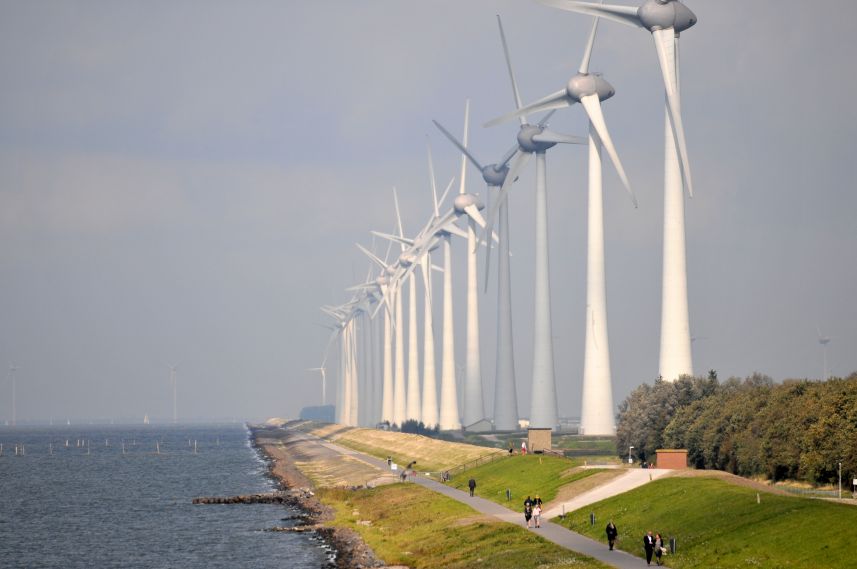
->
<box><xmin>555</xmin><ymin>476</ymin><xmax>857</xmax><ymax>568</ymax></box>
<box><xmin>319</xmin><ymin>482</ymin><xmax>611</xmax><ymax>568</ymax></box>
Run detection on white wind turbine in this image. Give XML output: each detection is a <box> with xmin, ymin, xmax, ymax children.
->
<box><xmin>817</xmin><ymin>326</ymin><xmax>833</xmax><ymax>380</ymax></box>
<box><xmin>307</xmin><ymin>366</ymin><xmax>327</xmax><ymax>406</ymax></box>
<box><xmin>488</xmin><ymin>15</ymin><xmax>637</xmax><ymax>436</ymax></box>
<box><xmin>539</xmin><ymin>0</ymin><xmax>698</xmax><ymax>381</ymax></box>
<box><xmin>484</xmin><ymin>15</ymin><xmax>587</xmax><ymax>430</ymax></box>
<box><xmin>433</xmin><ymin>118</ymin><xmax>522</xmax><ymax>432</ymax></box>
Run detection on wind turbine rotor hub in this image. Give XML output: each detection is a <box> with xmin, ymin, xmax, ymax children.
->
<box><xmin>566</xmin><ymin>73</ymin><xmax>615</xmax><ymax>104</ymax></box>
<box><xmin>398</xmin><ymin>252</ymin><xmax>416</xmax><ymax>267</ymax></box>
<box><xmin>454</xmin><ymin>193</ymin><xmax>485</xmax><ymax>213</ymax></box>
<box><xmin>482</xmin><ymin>164</ymin><xmax>508</xmax><ymax>187</ymax></box>
<box><xmin>518</xmin><ymin>124</ymin><xmax>556</xmax><ymax>153</ymax></box>
<box><xmin>639</xmin><ymin>0</ymin><xmax>697</xmax><ymax>33</ymax></box>
<box><xmin>375</xmin><ymin>275</ymin><xmax>388</xmax><ymax>286</ymax></box>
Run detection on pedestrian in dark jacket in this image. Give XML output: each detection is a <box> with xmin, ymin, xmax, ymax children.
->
<box><xmin>468</xmin><ymin>477</ymin><xmax>476</xmax><ymax>497</ymax></box>
<box><xmin>606</xmin><ymin>521</ymin><xmax>618</xmax><ymax>550</ymax></box>
<box><xmin>643</xmin><ymin>531</ymin><xmax>655</xmax><ymax>565</ymax></box>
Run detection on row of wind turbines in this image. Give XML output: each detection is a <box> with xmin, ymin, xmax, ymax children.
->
<box><xmin>312</xmin><ymin>0</ymin><xmax>698</xmax><ymax>435</ymax></box>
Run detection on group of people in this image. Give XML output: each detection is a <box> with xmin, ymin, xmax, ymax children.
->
<box><xmin>605</xmin><ymin>523</ymin><xmax>667</xmax><ymax>565</ymax></box>
<box><xmin>523</xmin><ymin>495</ymin><xmax>542</xmax><ymax>528</ymax></box>
<box><xmin>643</xmin><ymin>530</ymin><xmax>667</xmax><ymax>566</ymax></box>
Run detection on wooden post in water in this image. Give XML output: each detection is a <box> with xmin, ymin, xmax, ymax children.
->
<box><xmin>193</xmin><ymin>440</ymin><xmax>197</xmax><ymax>454</ymax></box>
<box><xmin>156</xmin><ymin>441</ymin><xmax>160</xmax><ymax>455</ymax></box>
<box><xmin>122</xmin><ymin>441</ymin><xmax>126</xmax><ymax>454</ymax></box>
<box><xmin>49</xmin><ymin>443</ymin><xmax>53</xmax><ymax>455</ymax></box>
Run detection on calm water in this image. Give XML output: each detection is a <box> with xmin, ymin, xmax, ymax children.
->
<box><xmin>0</xmin><ymin>424</ymin><xmax>332</xmax><ymax>568</ymax></box>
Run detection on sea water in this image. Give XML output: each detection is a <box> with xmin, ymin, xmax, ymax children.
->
<box><xmin>0</xmin><ymin>424</ymin><xmax>332</xmax><ymax>568</ymax></box>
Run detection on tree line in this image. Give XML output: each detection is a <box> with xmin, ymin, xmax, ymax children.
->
<box><xmin>615</xmin><ymin>372</ymin><xmax>857</xmax><ymax>485</ymax></box>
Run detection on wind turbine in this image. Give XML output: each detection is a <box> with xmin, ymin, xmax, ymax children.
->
<box><xmin>489</xmin><ymin>15</ymin><xmax>636</xmax><ymax>436</ymax></box>
<box><xmin>164</xmin><ymin>362</ymin><xmax>181</xmax><ymax>424</ymax></box>
<box><xmin>307</xmin><ymin>367</ymin><xmax>327</xmax><ymax>406</ymax></box>
<box><xmin>483</xmin><ymin>15</ymin><xmax>587</xmax><ymax>431</ymax></box>
<box><xmin>539</xmin><ymin>0</ymin><xmax>698</xmax><ymax>381</ymax></box>
<box><xmin>817</xmin><ymin>326</ymin><xmax>832</xmax><ymax>380</ymax></box>
<box><xmin>433</xmin><ymin>118</ymin><xmax>521</xmax><ymax>432</ymax></box>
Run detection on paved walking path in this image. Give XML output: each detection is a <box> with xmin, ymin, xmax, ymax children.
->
<box><xmin>544</xmin><ymin>468</ymin><xmax>672</xmax><ymax>518</ymax></box>
<box><xmin>294</xmin><ymin>429</ymin><xmax>651</xmax><ymax>569</ymax></box>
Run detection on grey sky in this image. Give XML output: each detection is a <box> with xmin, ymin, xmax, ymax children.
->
<box><xmin>1</xmin><ymin>1</ymin><xmax>855</xmax><ymax>424</ymax></box>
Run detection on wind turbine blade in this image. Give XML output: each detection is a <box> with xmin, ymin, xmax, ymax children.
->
<box><xmin>437</xmin><ymin>177</ymin><xmax>456</xmax><ymax>210</ymax></box>
<box><xmin>537</xmin><ymin>0</ymin><xmax>643</xmax><ymax>29</ymax></box>
<box><xmin>532</xmin><ymin>129</ymin><xmax>587</xmax><ymax>145</ymax></box>
<box><xmin>536</xmin><ymin>109</ymin><xmax>558</xmax><ymax>128</ymax></box>
<box><xmin>498</xmin><ymin>144</ymin><xmax>520</xmax><ymax>167</ymax></box>
<box><xmin>463</xmin><ymin>204</ymin><xmax>487</xmax><ymax>229</ymax></box>
<box><xmin>484</xmin><ymin>90</ymin><xmax>570</xmax><ymax>128</ymax></box>
<box><xmin>653</xmin><ymin>29</ymin><xmax>693</xmax><ymax>197</ymax></box>
<box><xmin>357</xmin><ymin>243</ymin><xmax>387</xmax><ymax>269</ymax></box>
<box><xmin>371</xmin><ymin>231</ymin><xmax>414</xmax><ymax>247</ymax></box>
<box><xmin>579</xmin><ymin>12</ymin><xmax>601</xmax><ymax>74</ymax></box>
<box><xmin>427</xmin><ymin>140</ymin><xmax>440</xmax><ymax>216</ymax></box>
<box><xmin>483</xmin><ymin>150</ymin><xmax>530</xmax><ymax>291</ymax></box>
<box><xmin>580</xmin><ymin>94</ymin><xmax>637</xmax><ymax>207</ymax></box>
<box><xmin>433</xmin><ymin>119</ymin><xmax>484</xmax><ymax>172</ymax></box>
<box><xmin>496</xmin><ymin>14</ymin><xmax>526</xmax><ymax>125</ymax></box>
<box><xmin>442</xmin><ymin>222</ymin><xmax>468</xmax><ymax>240</ymax></box>
<box><xmin>392</xmin><ymin>187</ymin><xmax>405</xmax><ymax>243</ymax></box>
<box><xmin>459</xmin><ymin>98</ymin><xmax>470</xmax><ymax>195</ymax></box>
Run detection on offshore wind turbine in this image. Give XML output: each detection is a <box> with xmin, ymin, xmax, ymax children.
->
<box><xmin>433</xmin><ymin>118</ymin><xmax>522</xmax><ymax>432</ymax></box>
<box><xmin>539</xmin><ymin>0</ymin><xmax>698</xmax><ymax>380</ymax></box>
<box><xmin>489</xmin><ymin>15</ymin><xmax>636</xmax><ymax>435</ymax></box>
<box><xmin>484</xmin><ymin>15</ymin><xmax>587</xmax><ymax>431</ymax></box>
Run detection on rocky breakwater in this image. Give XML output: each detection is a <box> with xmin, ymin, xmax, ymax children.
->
<box><xmin>246</xmin><ymin>425</ymin><xmax>388</xmax><ymax>569</ymax></box>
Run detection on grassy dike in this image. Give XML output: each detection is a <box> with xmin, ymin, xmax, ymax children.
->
<box><xmin>445</xmin><ymin>453</ymin><xmax>604</xmax><ymax>505</ymax></box>
<box><xmin>556</xmin><ymin>476</ymin><xmax>857</xmax><ymax>569</ymax></box>
<box><xmin>318</xmin><ymin>482</ymin><xmax>611</xmax><ymax>569</ymax></box>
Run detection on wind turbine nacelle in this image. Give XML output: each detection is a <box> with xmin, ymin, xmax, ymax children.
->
<box><xmin>454</xmin><ymin>193</ymin><xmax>484</xmax><ymax>213</ymax></box>
<box><xmin>386</xmin><ymin>266</ymin><xmax>397</xmax><ymax>276</ymax></box>
<box><xmin>640</xmin><ymin>0</ymin><xmax>697</xmax><ymax>33</ymax></box>
<box><xmin>518</xmin><ymin>125</ymin><xmax>556</xmax><ymax>153</ymax></box>
<box><xmin>567</xmin><ymin>73</ymin><xmax>615</xmax><ymax>103</ymax></box>
<box><xmin>375</xmin><ymin>275</ymin><xmax>388</xmax><ymax>286</ymax></box>
<box><xmin>482</xmin><ymin>164</ymin><xmax>508</xmax><ymax>187</ymax></box>
<box><xmin>398</xmin><ymin>252</ymin><xmax>416</xmax><ymax>267</ymax></box>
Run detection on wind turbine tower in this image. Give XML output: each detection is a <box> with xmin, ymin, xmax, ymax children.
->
<box><xmin>818</xmin><ymin>327</ymin><xmax>832</xmax><ymax>380</ymax></box>
<box><xmin>539</xmin><ymin>0</ymin><xmax>698</xmax><ymax>381</ymax></box>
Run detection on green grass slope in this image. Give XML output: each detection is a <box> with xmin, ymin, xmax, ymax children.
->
<box><xmin>320</xmin><ymin>483</ymin><xmax>611</xmax><ymax>569</ymax></box>
<box><xmin>556</xmin><ymin>477</ymin><xmax>857</xmax><ymax>568</ymax></box>
<box><xmin>448</xmin><ymin>454</ymin><xmax>602</xmax><ymax>506</ymax></box>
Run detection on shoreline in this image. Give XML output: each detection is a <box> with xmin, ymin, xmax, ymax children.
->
<box><xmin>249</xmin><ymin>425</ymin><xmax>386</xmax><ymax>569</ymax></box>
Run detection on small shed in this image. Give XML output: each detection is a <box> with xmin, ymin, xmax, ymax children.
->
<box><xmin>656</xmin><ymin>449</ymin><xmax>688</xmax><ymax>469</ymax></box>
<box><xmin>527</xmin><ymin>428</ymin><xmax>552</xmax><ymax>453</ymax></box>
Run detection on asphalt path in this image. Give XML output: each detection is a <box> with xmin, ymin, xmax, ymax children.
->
<box><xmin>295</xmin><ymin>429</ymin><xmax>653</xmax><ymax>569</ymax></box>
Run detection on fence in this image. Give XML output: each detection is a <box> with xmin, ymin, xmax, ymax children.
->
<box><xmin>440</xmin><ymin>451</ymin><xmax>510</xmax><ymax>481</ymax></box>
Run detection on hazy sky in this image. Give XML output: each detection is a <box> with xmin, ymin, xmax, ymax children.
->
<box><xmin>1</xmin><ymin>1</ymin><xmax>855</xmax><ymax>424</ymax></box>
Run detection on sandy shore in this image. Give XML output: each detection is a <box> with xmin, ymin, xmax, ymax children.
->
<box><xmin>250</xmin><ymin>424</ymin><xmax>387</xmax><ymax>569</ymax></box>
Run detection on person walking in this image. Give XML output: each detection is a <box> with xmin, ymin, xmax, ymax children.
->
<box><xmin>468</xmin><ymin>477</ymin><xmax>476</xmax><ymax>497</ymax></box>
<box><xmin>643</xmin><ymin>531</ymin><xmax>655</xmax><ymax>566</ymax></box>
<box><xmin>533</xmin><ymin>503</ymin><xmax>542</xmax><ymax>528</ymax></box>
<box><xmin>605</xmin><ymin>520</ymin><xmax>618</xmax><ymax>550</ymax></box>
<box><xmin>524</xmin><ymin>502</ymin><xmax>533</xmax><ymax>528</ymax></box>
<box><xmin>654</xmin><ymin>533</ymin><xmax>664</xmax><ymax>566</ymax></box>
